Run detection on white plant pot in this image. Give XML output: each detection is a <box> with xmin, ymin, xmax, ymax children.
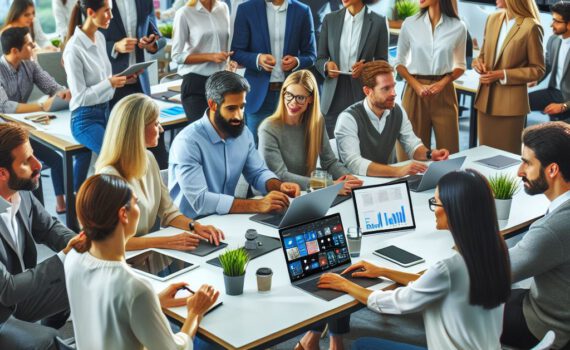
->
<box><xmin>495</xmin><ymin>198</ymin><xmax>512</xmax><ymax>221</ymax></box>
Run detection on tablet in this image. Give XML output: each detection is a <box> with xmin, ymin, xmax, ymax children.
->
<box><xmin>117</xmin><ymin>61</ymin><xmax>154</xmax><ymax>77</ymax></box>
<box><xmin>48</xmin><ymin>95</ymin><xmax>69</xmax><ymax>112</ymax></box>
<box><xmin>126</xmin><ymin>249</ymin><xmax>198</xmax><ymax>281</ymax></box>
<box><xmin>352</xmin><ymin>180</ymin><xmax>416</xmax><ymax>235</ymax></box>
<box><xmin>475</xmin><ymin>155</ymin><xmax>520</xmax><ymax>170</ymax></box>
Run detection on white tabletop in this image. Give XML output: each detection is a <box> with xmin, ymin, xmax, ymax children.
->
<box><xmin>127</xmin><ymin>146</ymin><xmax>548</xmax><ymax>349</ymax></box>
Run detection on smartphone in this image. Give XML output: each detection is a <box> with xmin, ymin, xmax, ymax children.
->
<box><xmin>373</xmin><ymin>245</ymin><xmax>424</xmax><ymax>267</ymax></box>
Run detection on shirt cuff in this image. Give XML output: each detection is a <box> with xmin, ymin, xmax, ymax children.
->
<box><xmin>256</xmin><ymin>171</ymin><xmax>278</xmax><ymax>195</ymax></box>
<box><xmin>358</xmin><ymin>159</ymin><xmax>373</xmax><ymax>177</ymax></box>
<box><xmin>499</xmin><ymin>69</ymin><xmax>507</xmax><ymax>85</ymax></box>
<box><xmin>256</xmin><ymin>54</ymin><xmax>262</xmax><ymax>71</ymax></box>
<box><xmin>0</xmin><ymin>100</ymin><xmax>19</xmax><ymax>114</ymax></box>
<box><xmin>410</xmin><ymin>143</ymin><xmax>423</xmax><ymax>159</ymax></box>
<box><xmin>215</xmin><ymin>194</ymin><xmax>235</xmax><ymax>215</ymax></box>
<box><xmin>57</xmin><ymin>250</ymin><xmax>66</xmax><ymax>263</ymax></box>
<box><xmin>367</xmin><ymin>289</ymin><xmax>388</xmax><ymax>312</ymax></box>
<box><xmin>111</xmin><ymin>44</ymin><xmax>119</xmax><ymax>59</ymax></box>
<box><xmin>292</xmin><ymin>57</ymin><xmax>300</xmax><ymax>71</ymax></box>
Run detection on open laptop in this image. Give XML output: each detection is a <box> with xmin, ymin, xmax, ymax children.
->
<box><xmin>278</xmin><ymin>213</ymin><xmax>382</xmax><ymax>301</ymax></box>
<box><xmin>250</xmin><ymin>182</ymin><xmax>343</xmax><ymax>228</ymax></box>
<box><xmin>406</xmin><ymin>156</ymin><xmax>466</xmax><ymax>192</ymax></box>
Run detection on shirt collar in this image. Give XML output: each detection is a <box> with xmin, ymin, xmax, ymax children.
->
<box><xmin>75</xmin><ymin>27</ymin><xmax>98</xmax><ymax>49</ymax></box>
<box><xmin>200</xmin><ymin>112</ymin><xmax>224</xmax><ymax>144</ymax></box>
<box><xmin>363</xmin><ymin>98</ymin><xmax>391</xmax><ymax>123</ymax></box>
<box><xmin>423</xmin><ymin>11</ymin><xmax>444</xmax><ymax>29</ymax></box>
<box><xmin>344</xmin><ymin>6</ymin><xmax>366</xmax><ymax>22</ymax></box>
<box><xmin>0</xmin><ymin>192</ymin><xmax>21</xmax><ymax>215</ymax></box>
<box><xmin>196</xmin><ymin>0</ymin><xmax>220</xmax><ymax>12</ymax></box>
<box><xmin>561</xmin><ymin>36</ymin><xmax>570</xmax><ymax>46</ymax></box>
<box><xmin>267</xmin><ymin>0</ymin><xmax>288</xmax><ymax>12</ymax></box>
<box><xmin>548</xmin><ymin>190</ymin><xmax>570</xmax><ymax>214</ymax></box>
<box><xmin>0</xmin><ymin>55</ymin><xmax>18</xmax><ymax>74</ymax></box>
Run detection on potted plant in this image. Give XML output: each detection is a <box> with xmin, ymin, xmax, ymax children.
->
<box><xmin>158</xmin><ymin>23</ymin><xmax>173</xmax><ymax>39</ymax></box>
<box><xmin>219</xmin><ymin>248</ymin><xmax>249</xmax><ymax>296</ymax></box>
<box><xmin>395</xmin><ymin>0</ymin><xmax>420</xmax><ymax>21</ymax></box>
<box><xmin>488</xmin><ymin>173</ymin><xmax>520</xmax><ymax>220</ymax></box>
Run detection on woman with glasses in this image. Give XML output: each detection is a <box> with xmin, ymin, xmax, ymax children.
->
<box><xmin>317</xmin><ymin>169</ymin><xmax>511</xmax><ymax>350</ymax></box>
<box><xmin>96</xmin><ymin>94</ymin><xmax>224</xmax><ymax>251</ymax></box>
<box><xmin>258</xmin><ymin>70</ymin><xmax>363</xmax><ymax>196</ymax></box>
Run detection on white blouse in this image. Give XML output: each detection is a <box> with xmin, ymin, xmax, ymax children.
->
<box><xmin>52</xmin><ymin>0</ymin><xmax>76</xmax><ymax>38</ymax></box>
<box><xmin>63</xmin><ymin>28</ymin><xmax>115</xmax><ymax>110</ymax></box>
<box><xmin>98</xmin><ymin>151</ymin><xmax>182</xmax><ymax>236</ymax></box>
<box><xmin>395</xmin><ymin>13</ymin><xmax>467</xmax><ymax>75</ymax></box>
<box><xmin>64</xmin><ymin>250</ymin><xmax>192</xmax><ymax>350</ymax></box>
<box><xmin>367</xmin><ymin>253</ymin><xmax>503</xmax><ymax>350</ymax></box>
<box><xmin>32</xmin><ymin>16</ymin><xmax>52</xmax><ymax>48</ymax></box>
<box><xmin>171</xmin><ymin>1</ymin><xmax>230</xmax><ymax>77</ymax></box>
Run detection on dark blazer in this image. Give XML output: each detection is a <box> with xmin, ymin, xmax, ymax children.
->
<box><xmin>0</xmin><ymin>191</ymin><xmax>75</xmax><ymax>325</ymax></box>
<box><xmin>100</xmin><ymin>0</ymin><xmax>166</xmax><ymax>96</ymax></box>
<box><xmin>316</xmin><ymin>7</ymin><xmax>388</xmax><ymax>115</ymax></box>
<box><xmin>231</xmin><ymin>0</ymin><xmax>317</xmax><ymax>115</ymax></box>
<box><xmin>542</xmin><ymin>35</ymin><xmax>570</xmax><ymax>105</ymax></box>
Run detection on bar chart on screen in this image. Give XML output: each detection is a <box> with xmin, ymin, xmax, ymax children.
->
<box><xmin>364</xmin><ymin>206</ymin><xmax>408</xmax><ymax>230</ymax></box>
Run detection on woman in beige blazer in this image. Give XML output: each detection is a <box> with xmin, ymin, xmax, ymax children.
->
<box><xmin>473</xmin><ymin>0</ymin><xmax>545</xmax><ymax>154</ymax></box>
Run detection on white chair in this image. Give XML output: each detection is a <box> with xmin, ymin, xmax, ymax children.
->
<box><xmin>37</xmin><ymin>51</ymin><xmax>67</xmax><ymax>87</ymax></box>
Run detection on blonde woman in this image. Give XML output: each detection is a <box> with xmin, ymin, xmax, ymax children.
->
<box><xmin>171</xmin><ymin>0</ymin><xmax>232</xmax><ymax>122</ymax></box>
<box><xmin>258</xmin><ymin>70</ymin><xmax>363</xmax><ymax>195</ymax></box>
<box><xmin>473</xmin><ymin>0</ymin><xmax>545</xmax><ymax>154</ymax></box>
<box><xmin>96</xmin><ymin>93</ymin><xmax>224</xmax><ymax>251</ymax></box>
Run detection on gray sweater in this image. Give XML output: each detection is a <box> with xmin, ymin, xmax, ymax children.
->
<box><xmin>510</xmin><ymin>198</ymin><xmax>570</xmax><ymax>349</ymax></box>
<box><xmin>258</xmin><ymin>118</ymin><xmax>349</xmax><ymax>189</ymax></box>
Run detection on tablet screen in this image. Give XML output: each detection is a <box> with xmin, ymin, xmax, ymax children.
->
<box><xmin>352</xmin><ymin>180</ymin><xmax>416</xmax><ymax>235</ymax></box>
<box><xmin>127</xmin><ymin>250</ymin><xmax>195</xmax><ymax>280</ymax></box>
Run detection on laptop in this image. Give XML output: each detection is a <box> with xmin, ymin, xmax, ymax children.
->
<box><xmin>250</xmin><ymin>182</ymin><xmax>343</xmax><ymax>228</ymax></box>
<box><xmin>278</xmin><ymin>214</ymin><xmax>382</xmax><ymax>301</ymax></box>
<box><xmin>406</xmin><ymin>156</ymin><xmax>466</xmax><ymax>192</ymax></box>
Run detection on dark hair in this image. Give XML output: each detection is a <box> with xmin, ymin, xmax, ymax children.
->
<box><xmin>551</xmin><ymin>1</ymin><xmax>570</xmax><ymax>22</ymax></box>
<box><xmin>3</xmin><ymin>0</ymin><xmax>36</xmax><ymax>41</ymax></box>
<box><xmin>76</xmin><ymin>174</ymin><xmax>133</xmax><ymax>242</ymax></box>
<box><xmin>0</xmin><ymin>122</ymin><xmax>29</xmax><ymax>170</ymax></box>
<box><xmin>0</xmin><ymin>26</ymin><xmax>30</xmax><ymax>55</ymax></box>
<box><xmin>420</xmin><ymin>0</ymin><xmax>459</xmax><ymax>19</ymax></box>
<box><xmin>522</xmin><ymin>122</ymin><xmax>570</xmax><ymax>182</ymax></box>
<box><xmin>360</xmin><ymin>60</ymin><xmax>394</xmax><ymax>88</ymax></box>
<box><xmin>438</xmin><ymin>169</ymin><xmax>511</xmax><ymax>309</ymax></box>
<box><xmin>67</xmin><ymin>0</ymin><xmax>106</xmax><ymax>40</ymax></box>
<box><xmin>205</xmin><ymin>71</ymin><xmax>250</xmax><ymax>106</ymax></box>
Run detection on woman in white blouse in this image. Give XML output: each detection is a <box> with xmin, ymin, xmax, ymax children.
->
<box><xmin>395</xmin><ymin>0</ymin><xmax>466</xmax><ymax>158</ymax></box>
<box><xmin>52</xmin><ymin>0</ymin><xmax>76</xmax><ymax>39</ymax></box>
<box><xmin>171</xmin><ymin>0</ymin><xmax>233</xmax><ymax>122</ymax></box>
<box><xmin>66</xmin><ymin>173</ymin><xmax>220</xmax><ymax>350</ymax></box>
<box><xmin>316</xmin><ymin>169</ymin><xmax>511</xmax><ymax>350</ymax></box>
<box><xmin>96</xmin><ymin>93</ymin><xmax>224</xmax><ymax>251</ymax></box>
<box><xmin>63</xmin><ymin>0</ymin><xmax>131</xmax><ymax>191</ymax></box>
<box><xmin>2</xmin><ymin>0</ymin><xmax>57</xmax><ymax>51</ymax></box>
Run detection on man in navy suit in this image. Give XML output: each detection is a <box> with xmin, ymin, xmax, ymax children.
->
<box><xmin>231</xmin><ymin>0</ymin><xmax>316</xmax><ymax>145</ymax></box>
<box><xmin>100</xmin><ymin>0</ymin><xmax>168</xmax><ymax>167</ymax></box>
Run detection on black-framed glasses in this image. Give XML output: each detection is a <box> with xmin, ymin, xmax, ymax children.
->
<box><xmin>283</xmin><ymin>91</ymin><xmax>310</xmax><ymax>105</ymax></box>
<box><xmin>428</xmin><ymin>197</ymin><xmax>443</xmax><ymax>212</ymax></box>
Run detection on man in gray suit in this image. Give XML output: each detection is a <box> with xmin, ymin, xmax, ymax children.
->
<box><xmin>529</xmin><ymin>2</ymin><xmax>570</xmax><ymax>122</ymax></box>
<box><xmin>0</xmin><ymin>122</ymin><xmax>85</xmax><ymax>349</ymax></box>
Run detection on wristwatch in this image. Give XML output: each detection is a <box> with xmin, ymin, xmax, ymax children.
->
<box><xmin>188</xmin><ymin>221</ymin><xmax>196</xmax><ymax>232</ymax></box>
<box><xmin>563</xmin><ymin>103</ymin><xmax>568</xmax><ymax>112</ymax></box>
<box><xmin>426</xmin><ymin>149</ymin><xmax>432</xmax><ymax>160</ymax></box>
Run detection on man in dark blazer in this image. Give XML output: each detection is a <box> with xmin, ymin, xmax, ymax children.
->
<box><xmin>0</xmin><ymin>123</ymin><xmax>84</xmax><ymax>349</ymax></box>
<box><xmin>231</xmin><ymin>0</ymin><xmax>316</xmax><ymax>144</ymax></box>
<box><xmin>529</xmin><ymin>2</ymin><xmax>570</xmax><ymax>122</ymax></box>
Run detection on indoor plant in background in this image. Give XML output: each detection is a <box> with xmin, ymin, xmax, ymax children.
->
<box><xmin>219</xmin><ymin>248</ymin><xmax>249</xmax><ymax>296</ymax></box>
<box><xmin>488</xmin><ymin>173</ymin><xmax>520</xmax><ymax>220</ymax></box>
<box><xmin>395</xmin><ymin>0</ymin><xmax>420</xmax><ymax>21</ymax></box>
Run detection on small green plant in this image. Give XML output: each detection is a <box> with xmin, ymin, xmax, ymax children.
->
<box><xmin>488</xmin><ymin>174</ymin><xmax>520</xmax><ymax>200</ymax></box>
<box><xmin>159</xmin><ymin>23</ymin><xmax>173</xmax><ymax>39</ymax></box>
<box><xmin>51</xmin><ymin>38</ymin><xmax>61</xmax><ymax>48</ymax></box>
<box><xmin>395</xmin><ymin>0</ymin><xmax>420</xmax><ymax>20</ymax></box>
<box><xmin>219</xmin><ymin>248</ymin><xmax>249</xmax><ymax>277</ymax></box>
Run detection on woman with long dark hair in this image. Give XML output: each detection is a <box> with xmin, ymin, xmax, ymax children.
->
<box><xmin>2</xmin><ymin>0</ymin><xmax>57</xmax><ymax>50</ymax></box>
<box><xmin>318</xmin><ymin>169</ymin><xmax>511</xmax><ymax>350</ymax></box>
<box><xmin>395</xmin><ymin>0</ymin><xmax>466</xmax><ymax>159</ymax></box>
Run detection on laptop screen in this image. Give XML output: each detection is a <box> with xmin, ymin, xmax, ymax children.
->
<box><xmin>279</xmin><ymin>214</ymin><xmax>351</xmax><ymax>283</ymax></box>
<box><xmin>352</xmin><ymin>180</ymin><xmax>416</xmax><ymax>235</ymax></box>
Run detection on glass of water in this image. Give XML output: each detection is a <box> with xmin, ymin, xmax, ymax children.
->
<box><xmin>309</xmin><ymin>169</ymin><xmax>328</xmax><ymax>192</ymax></box>
<box><xmin>347</xmin><ymin>227</ymin><xmax>362</xmax><ymax>258</ymax></box>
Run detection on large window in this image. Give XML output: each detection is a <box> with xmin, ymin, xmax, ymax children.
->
<box><xmin>0</xmin><ymin>0</ymin><xmax>56</xmax><ymax>34</ymax></box>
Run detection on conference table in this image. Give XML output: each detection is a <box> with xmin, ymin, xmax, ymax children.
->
<box><xmin>128</xmin><ymin>146</ymin><xmax>548</xmax><ymax>350</ymax></box>
<box><xmin>0</xmin><ymin>80</ymin><xmax>188</xmax><ymax>231</ymax></box>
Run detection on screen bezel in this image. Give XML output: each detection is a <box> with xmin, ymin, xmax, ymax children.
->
<box><xmin>126</xmin><ymin>249</ymin><xmax>198</xmax><ymax>281</ymax></box>
<box><xmin>352</xmin><ymin>180</ymin><xmax>417</xmax><ymax>235</ymax></box>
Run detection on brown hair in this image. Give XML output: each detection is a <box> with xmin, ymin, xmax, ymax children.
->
<box><xmin>522</xmin><ymin>121</ymin><xmax>570</xmax><ymax>182</ymax></box>
<box><xmin>67</xmin><ymin>0</ymin><xmax>106</xmax><ymax>41</ymax></box>
<box><xmin>3</xmin><ymin>0</ymin><xmax>36</xmax><ymax>41</ymax></box>
<box><xmin>0</xmin><ymin>122</ymin><xmax>29</xmax><ymax>170</ymax></box>
<box><xmin>359</xmin><ymin>60</ymin><xmax>394</xmax><ymax>88</ymax></box>
<box><xmin>505</xmin><ymin>0</ymin><xmax>540</xmax><ymax>21</ymax></box>
<box><xmin>76</xmin><ymin>174</ymin><xmax>133</xmax><ymax>242</ymax></box>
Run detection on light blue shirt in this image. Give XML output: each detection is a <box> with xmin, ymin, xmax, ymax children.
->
<box><xmin>168</xmin><ymin>114</ymin><xmax>277</xmax><ymax>218</ymax></box>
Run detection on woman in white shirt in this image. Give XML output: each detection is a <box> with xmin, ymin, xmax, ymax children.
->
<box><xmin>52</xmin><ymin>0</ymin><xmax>76</xmax><ymax>39</ymax></box>
<box><xmin>316</xmin><ymin>169</ymin><xmax>511</xmax><ymax>350</ymax></box>
<box><xmin>395</xmin><ymin>0</ymin><xmax>466</xmax><ymax>158</ymax></box>
<box><xmin>66</xmin><ymin>173</ymin><xmax>220</xmax><ymax>350</ymax></box>
<box><xmin>96</xmin><ymin>93</ymin><xmax>224</xmax><ymax>250</ymax></box>
<box><xmin>171</xmin><ymin>0</ymin><xmax>232</xmax><ymax>122</ymax></box>
<box><xmin>2</xmin><ymin>0</ymin><xmax>57</xmax><ymax>50</ymax></box>
<box><xmin>156</xmin><ymin>0</ymin><xmax>185</xmax><ymax>20</ymax></box>
<box><xmin>63</xmin><ymin>0</ymin><xmax>130</xmax><ymax>191</ymax></box>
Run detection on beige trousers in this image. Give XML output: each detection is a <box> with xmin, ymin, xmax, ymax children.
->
<box><xmin>477</xmin><ymin>111</ymin><xmax>525</xmax><ymax>155</ymax></box>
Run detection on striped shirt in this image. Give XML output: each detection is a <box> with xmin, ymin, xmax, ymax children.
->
<box><xmin>0</xmin><ymin>55</ymin><xmax>63</xmax><ymax>113</ymax></box>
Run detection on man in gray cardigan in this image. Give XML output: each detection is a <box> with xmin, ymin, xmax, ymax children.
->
<box><xmin>502</xmin><ymin>122</ymin><xmax>570</xmax><ymax>349</ymax></box>
<box><xmin>335</xmin><ymin>61</ymin><xmax>449</xmax><ymax>177</ymax></box>
<box><xmin>0</xmin><ymin>123</ymin><xmax>85</xmax><ymax>349</ymax></box>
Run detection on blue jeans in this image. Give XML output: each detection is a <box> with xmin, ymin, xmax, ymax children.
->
<box><xmin>70</xmin><ymin>103</ymin><xmax>109</xmax><ymax>191</ymax></box>
<box><xmin>352</xmin><ymin>338</ymin><xmax>426</xmax><ymax>350</ymax></box>
<box><xmin>246</xmin><ymin>89</ymin><xmax>280</xmax><ymax>146</ymax></box>
<box><xmin>32</xmin><ymin>141</ymin><xmax>64</xmax><ymax>196</ymax></box>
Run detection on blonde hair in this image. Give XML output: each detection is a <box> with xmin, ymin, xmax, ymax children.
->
<box><xmin>96</xmin><ymin>94</ymin><xmax>160</xmax><ymax>180</ymax></box>
<box><xmin>186</xmin><ymin>0</ymin><xmax>198</xmax><ymax>6</ymax></box>
<box><xmin>267</xmin><ymin>70</ymin><xmax>323</xmax><ymax>175</ymax></box>
<box><xmin>505</xmin><ymin>0</ymin><xmax>540</xmax><ymax>21</ymax></box>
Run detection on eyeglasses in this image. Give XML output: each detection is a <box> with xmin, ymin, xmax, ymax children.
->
<box><xmin>428</xmin><ymin>197</ymin><xmax>443</xmax><ymax>212</ymax></box>
<box><xmin>283</xmin><ymin>91</ymin><xmax>310</xmax><ymax>105</ymax></box>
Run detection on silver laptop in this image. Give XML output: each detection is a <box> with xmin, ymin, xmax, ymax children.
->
<box><xmin>406</xmin><ymin>156</ymin><xmax>466</xmax><ymax>192</ymax></box>
<box><xmin>279</xmin><ymin>214</ymin><xmax>381</xmax><ymax>301</ymax></box>
<box><xmin>250</xmin><ymin>182</ymin><xmax>343</xmax><ymax>228</ymax></box>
